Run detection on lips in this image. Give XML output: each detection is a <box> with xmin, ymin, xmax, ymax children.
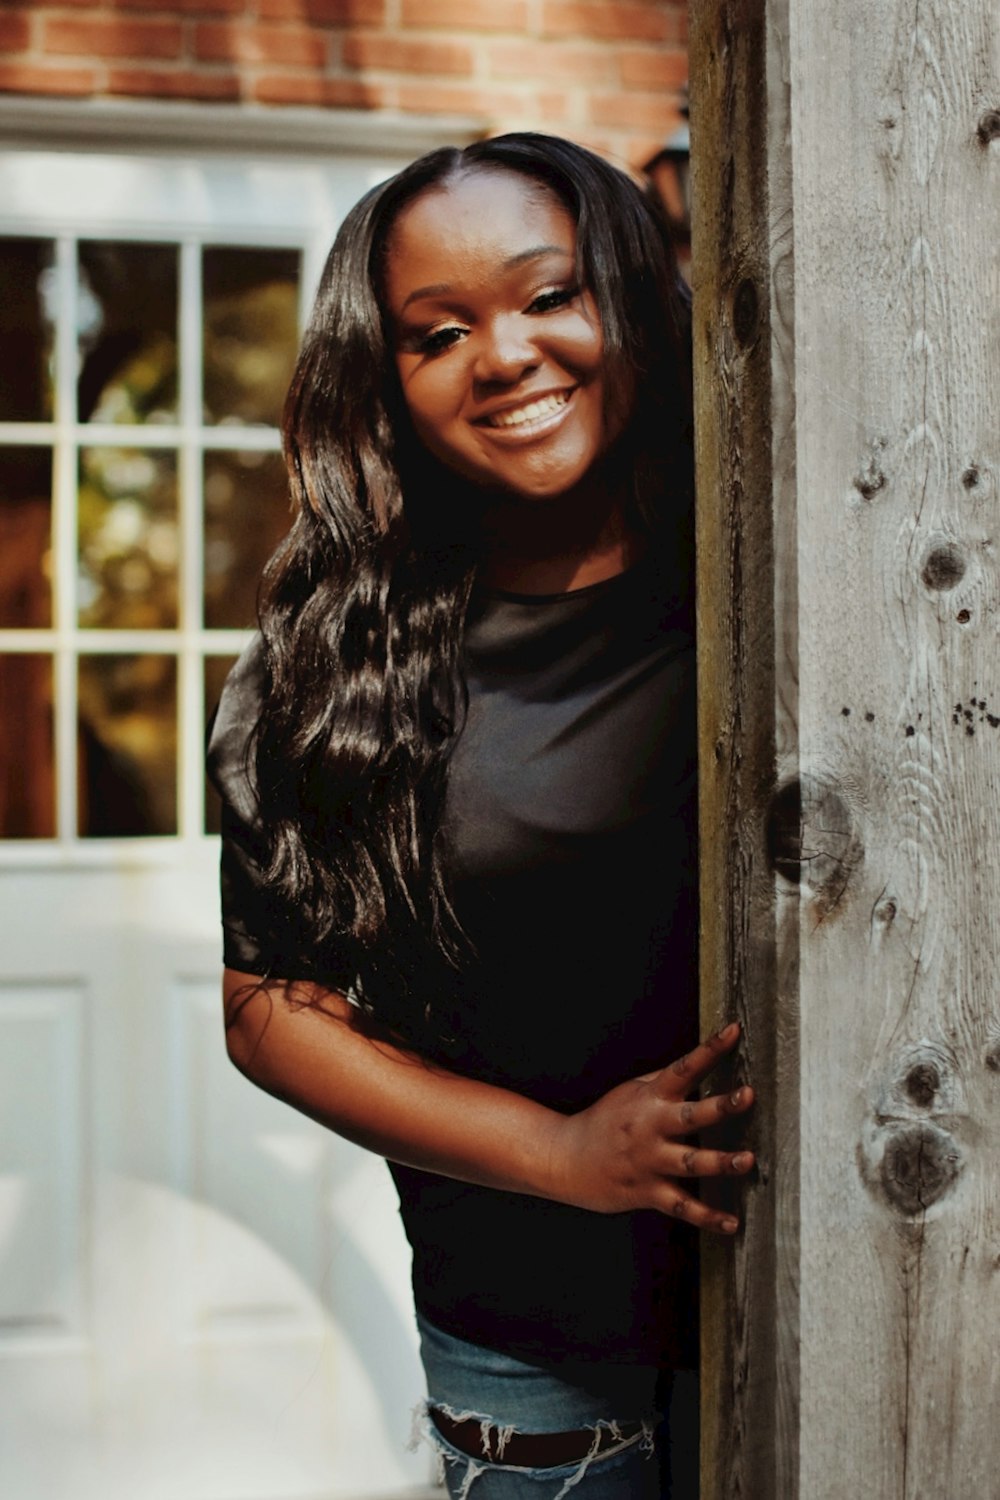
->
<box><xmin>478</xmin><ymin>389</ymin><xmax>574</xmax><ymax>432</ymax></box>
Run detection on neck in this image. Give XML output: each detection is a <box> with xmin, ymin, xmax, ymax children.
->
<box><xmin>477</xmin><ymin>457</ymin><xmax>641</xmax><ymax>595</ymax></box>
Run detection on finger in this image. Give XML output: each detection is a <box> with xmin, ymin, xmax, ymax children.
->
<box><xmin>668</xmin><ymin>1085</ymin><xmax>755</xmax><ymax>1134</ymax></box>
<box><xmin>664</xmin><ymin>1146</ymin><xmax>755</xmax><ymax>1179</ymax></box>
<box><xmin>660</xmin><ymin>1020</ymin><xmax>742</xmax><ymax>1096</ymax></box>
<box><xmin>655</xmin><ymin>1184</ymin><xmax>740</xmax><ymax>1236</ymax></box>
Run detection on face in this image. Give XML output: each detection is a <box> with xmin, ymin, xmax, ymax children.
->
<box><xmin>383</xmin><ymin>168</ymin><xmax>616</xmax><ymax>503</ymax></box>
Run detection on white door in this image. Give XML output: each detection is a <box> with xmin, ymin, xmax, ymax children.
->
<box><xmin>0</xmin><ymin>141</ymin><xmax>437</xmax><ymax>1500</ymax></box>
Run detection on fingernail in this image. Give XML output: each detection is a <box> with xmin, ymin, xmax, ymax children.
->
<box><xmin>733</xmin><ymin>1152</ymin><xmax>752</xmax><ymax>1170</ymax></box>
<box><xmin>722</xmin><ymin>1218</ymin><xmax>739</xmax><ymax>1234</ymax></box>
<box><xmin>730</xmin><ymin>1088</ymin><xmax>744</xmax><ymax>1106</ymax></box>
<box><xmin>716</xmin><ymin>1020</ymin><xmax>738</xmax><ymax>1039</ymax></box>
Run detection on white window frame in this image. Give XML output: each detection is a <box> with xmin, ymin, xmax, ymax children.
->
<box><xmin>0</xmin><ymin>98</ymin><xmax>480</xmax><ymax>869</ymax></box>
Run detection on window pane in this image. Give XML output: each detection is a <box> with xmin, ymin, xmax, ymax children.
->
<box><xmin>203</xmin><ymin>247</ymin><xmax>300</xmax><ymax>427</ymax></box>
<box><xmin>204</xmin><ymin>654</ymin><xmax>238</xmax><ymax>835</ymax></box>
<box><xmin>78</xmin><ymin>448</ymin><xmax>178</xmax><ymax>629</ymax></box>
<box><xmin>0</xmin><ymin>239</ymin><xmax>55</xmax><ymax>422</ymax></box>
<box><xmin>77</xmin><ymin>242</ymin><xmax>178</xmax><ymax>425</ymax></box>
<box><xmin>77</xmin><ymin>654</ymin><xmax>177</xmax><ymax>837</ymax></box>
<box><xmin>0</xmin><ymin>654</ymin><xmax>55</xmax><ymax>838</ymax></box>
<box><xmin>203</xmin><ymin>450</ymin><xmax>289</xmax><ymax>628</ymax></box>
<box><xmin>0</xmin><ymin>447</ymin><xmax>53</xmax><ymax>628</ymax></box>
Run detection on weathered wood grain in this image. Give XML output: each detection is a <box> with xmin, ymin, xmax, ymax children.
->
<box><xmin>693</xmin><ymin>0</ymin><xmax>1000</xmax><ymax>1494</ymax></box>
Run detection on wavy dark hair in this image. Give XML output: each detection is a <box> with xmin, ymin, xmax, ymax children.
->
<box><xmin>252</xmin><ymin>132</ymin><xmax>691</xmax><ymax>1044</ymax></box>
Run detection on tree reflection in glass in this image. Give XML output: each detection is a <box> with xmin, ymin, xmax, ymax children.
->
<box><xmin>0</xmin><ymin>239</ymin><xmax>55</xmax><ymax>422</ymax></box>
<box><xmin>203</xmin><ymin>450</ymin><xmax>290</xmax><ymax>629</ymax></box>
<box><xmin>0</xmin><ymin>447</ymin><xmax>53</xmax><ymax>629</ymax></box>
<box><xmin>77</xmin><ymin>448</ymin><xmax>178</xmax><ymax>629</ymax></box>
<box><xmin>202</xmin><ymin>247</ymin><xmax>300</xmax><ymax>427</ymax></box>
<box><xmin>77</xmin><ymin>242</ymin><xmax>178</xmax><ymax>425</ymax></box>
<box><xmin>77</xmin><ymin>654</ymin><xmax>177</xmax><ymax>837</ymax></box>
<box><xmin>0</xmin><ymin>654</ymin><xmax>55</xmax><ymax>838</ymax></box>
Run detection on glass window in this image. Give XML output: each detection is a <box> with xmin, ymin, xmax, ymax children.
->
<box><xmin>203</xmin><ymin>450</ymin><xmax>289</xmax><ymax>629</ymax></box>
<box><xmin>77</xmin><ymin>654</ymin><xmax>178</xmax><ymax>838</ymax></box>
<box><xmin>0</xmin><ymin>446</ymin><xmax>53</xmax><ymax>629</ymax></box>
<box><xmin>78</xmin><ymin>448</ymin><xmax>179</xmax><ymax>630</ymax></box>
<box><xmin>0</xmin><ymin>238</ymin><xmax>55</xmax><ymax>422</ymax></box>
<box><xmin>203</xmin><ymin>247</ymin><xmax>300</xmax><ymax>427</ymax></box>
<box><xmin>0</xmin><ymin>654</ymin><xmax>55</xmax><ymax>838</ymax></box>
<box><xmin>77</xmin><ymin>242</ymin><xmax>178</xmax><ymax>426</ymax></box>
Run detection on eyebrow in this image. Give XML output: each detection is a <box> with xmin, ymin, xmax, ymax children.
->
<box><xmin>399</xmin><ymin>244</ymin><xmax>574</xmax><ymax>311</ymax></box>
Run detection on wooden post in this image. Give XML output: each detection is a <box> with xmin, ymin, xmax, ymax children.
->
<box><xmin>691</xmin><ymin>2</ymin><xmax>1000</xmax><ymax>1496</ymax></box>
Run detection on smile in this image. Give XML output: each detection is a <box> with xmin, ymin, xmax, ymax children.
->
<box><xmin>479</xmin><ymin>390</ymin><xmax>574</xmax><ymax>434</ymax></box>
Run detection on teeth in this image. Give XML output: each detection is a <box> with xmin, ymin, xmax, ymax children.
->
<box><xmin>486</xmin><ymin>391</ymin><xmax>570</xmax><ymax>428</ymax></box>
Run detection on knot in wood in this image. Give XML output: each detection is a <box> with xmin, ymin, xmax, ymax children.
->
<box><xmin>962</xmin><ymin>465</ymin><xmax>981</xmax><ymax>490</ymax></box>
<box><xmin>880</xmin><ymin>1123</ymin><xmax>961</xmax><ymax>1216</ymax></box>
<box><xmin>985</xmin><ymin>1042</ymin><xmax>1000</xmax><ymax>1074</ymax></box>
<box><xmin>904</xmin><ymin>1062</ymin><xmax>940</xmax><ymax>1106</ymax></box>
<box><xmin>977</xmin><ymin>110</ymin><xmax>1000</xmax><ymax>146</ymax></box>
<box><xmin>731</xmin><ymin>276</ymin><xmax>760</xmax><ymax>348</ymax></box>
<box><xmin>921</xmin><ymin>543</ymin><xmax>966</xmax><ymax>591</ymax></box>
<box><xmin>765</xmin><ymin>775</ymin><xmax>862</xmax><ymax>916</ymax></box>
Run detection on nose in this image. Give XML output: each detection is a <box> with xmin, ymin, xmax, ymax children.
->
<box><xmin>473</xmin><ymin>315</ymin><xmax>539</xmax><ymax>387</ymax></box>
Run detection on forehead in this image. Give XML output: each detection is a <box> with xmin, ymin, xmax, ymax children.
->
<box><xmin>383</xmin><ymin>168</ymin><xmax>577</xmax><ymax>304</ymax></box>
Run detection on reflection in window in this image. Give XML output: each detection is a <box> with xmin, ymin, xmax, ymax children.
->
<box><xmin>204</xmin><ymin>655</ymin><xmax>238</xmax><ymax>835</ymax></box>
<box><xmin>0</xmin><ymin>447</ymin><xmax>53</xmax><ymax>628</ymax></box>
<box><xmin>203</xmin><ymin>450</ymin><xmax>290</xmax><ymax>628</ymax></box>
<box><xmin>78</xmin><ymin>654</ymin><xmax>177</xmax><ymax>837</ymax></box>
<box><xmin>77</xmin><ymin>242</ymin><xmax>178</xmax><ymax>425</ymax></box>
<box><xmin>78</xmin><ymin>448</ymin><xmax>178</xmax><ymax>629</ymax></box>
<box><xmin>0</xmin><ymin>655</ymin><xmax>55</xmax><ymax>838</ymax></box>
<box><xmin>203</xmin><ymin>247</ymin><xmax>300</xmax><ymax>427</ymax></box>
<box><xmin>0</xmin><ymin>239</ymin><xmax>55</xmax><ymax>423</ymax></box>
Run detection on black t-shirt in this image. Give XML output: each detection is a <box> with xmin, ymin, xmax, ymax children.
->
<box><xmin>207</xmin><ymin>556</ymin><xmax>699</xmax><ymax>1381</ymax></box>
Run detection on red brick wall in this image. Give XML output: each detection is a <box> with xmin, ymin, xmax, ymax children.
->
<box><xmin>0</xmin><ymin>0</ymin><xmax>688</xmax><ymax>168</ymax></box>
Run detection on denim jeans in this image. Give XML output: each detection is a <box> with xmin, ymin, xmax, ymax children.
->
<box><xmin>414</xmin><ymin>1314</ymin><xmax>698</xmax><ymax>1499</ymax></box>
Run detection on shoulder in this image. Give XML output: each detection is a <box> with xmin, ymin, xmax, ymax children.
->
<box><xmin>205</xmin><ymin>635</ymin><xmax>267</xmax><ymax>824</ymax></box>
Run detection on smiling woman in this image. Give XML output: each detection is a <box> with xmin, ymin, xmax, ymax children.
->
<box><xmin>386</xmin><ymin>173</ymin><xmax>608</xmax><ymax>498</ymax></box>
<box><xmin>207</xmin><ymin>133</ymin><xmax>754</xmax><ymax>1500</ymax></box>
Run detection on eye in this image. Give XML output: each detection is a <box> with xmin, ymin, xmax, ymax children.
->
<box><xmin>414</xmin><ymin>323</ymin><xmax>467</xmax><ymax>355</ymax></box>
<box><xmin>527</xmin><ymin>285</ymin><xmax>580</xmax><ymax>315</ymax></box>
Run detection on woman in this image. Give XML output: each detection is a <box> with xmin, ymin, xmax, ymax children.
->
<box><xmin>208</xmin><ymin>133</ymin><xmax>754</xmax><ymax>1498</ymax></box>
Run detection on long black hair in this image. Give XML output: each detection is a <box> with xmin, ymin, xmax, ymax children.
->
<box><xmin>252</xmin><ymin>132</ymin><xmax>691</xmax><ymax>1044</ymax></box>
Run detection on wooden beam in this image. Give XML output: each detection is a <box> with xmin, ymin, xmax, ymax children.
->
<box><xmin>692</xmin><ymin>1</ymin><xmax>1000</xmax><ymax>1495</ymax></box>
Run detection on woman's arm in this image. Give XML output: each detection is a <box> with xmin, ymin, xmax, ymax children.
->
<box><xmin>224</xmin><ymin>968</ymin><xmax>755</xmax><ymax>1233</ymax></box>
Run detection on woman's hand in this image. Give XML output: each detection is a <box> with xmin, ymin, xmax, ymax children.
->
<box><xmin>549</xmin><ymin>1021</ymin><xmax>754</xmax><ymax>1232</ymax></box>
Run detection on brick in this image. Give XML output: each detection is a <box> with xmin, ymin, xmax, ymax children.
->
<box><xmin>618</xmin><ymin>47</ymin><xmax>688</xmax><ymax>91</ymax></box>
<box><xmin>39</xmin><ymin>0</ymin><xmax>246</xmax><ymax>11</ymax></box>
<box><xmin>589</xmin><ymin>89</ymin><xmax>680</xmax><ymax>132</ymax></box>
<box><xmin>343</xmin><ymin>33</ymin><xmax>474</xmax><ymax>76</ymax></box>
<box><xmin>257</xmin><ymin>0</ymin><xmax>386</xmax><ymax>22</ymax></box>
<box><xmin>395</xmin><ymin>81</ymin><xmax>526</xmax><ymax>118</ymax></box>
<box><xmin>194</xmin><ymin>21</ymin><xmax>328</xmax><ymax>67</ymax></box>
<box><xmin>400</xmin><ymin>0</ymin><xmax>529</xmax><ymax>31</ymax></box>
<box><xmin>488</xmin><ymin>42</ymin><xmax>614</xmax><ymax>86</ymax></box>
<box><xmin>541</xmin><ymin>2</ymin><xmax>670</xmax><ymax>43</ymax></box>
<box><xmin>43</xmin><ymin>17</ymin><xmax>184</xmax><ymax>61</ymax></box>
<box><xmin>253</xmin><ymin>72</ymin><xmax>387</xmax><ymax>107</ymax></box>
<box><xmin>106</xmin><ymin>66</ymin><xmax>241</xmax><ymax>100</ymax></box>
<box><xmin>537</xmin><ymin>89</ymin><xmax>575</xmax><ymax>123</ymax></box>
<box><xmin>0</xmin><ymin>11</ymin><xmax>31</xmax><ymax>53</ymax></box>
<box><xmin>0</xmin><ymin>62</ymin><xmax>98</xmax><ymax>96</ymax></box>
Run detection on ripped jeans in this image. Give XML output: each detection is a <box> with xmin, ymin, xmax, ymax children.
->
<box><xmin>414</xmin><ymin>1314</ymin><xmax>697</xmax><ymax>1499</ymax></box>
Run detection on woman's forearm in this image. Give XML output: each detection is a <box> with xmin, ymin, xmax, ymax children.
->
<box><xmin>223</xmin><ymin>968</ymin><xmax>754</xmax><ymax>1226</ymax></box>
<box><xmin>223</xmin><ymin>967</ymin><xmax>567</xmax><ymax>1200</ymax></box>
